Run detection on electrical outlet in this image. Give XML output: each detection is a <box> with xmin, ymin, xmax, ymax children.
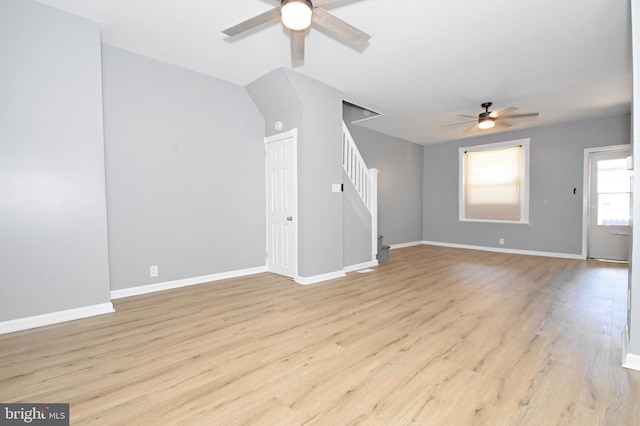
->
<box><xmin>150</xmin><ymin>265</ymin><xmax>158</xmax><ymax>277</ymax></box>
<box><xmin>499</xmin><ymin>238</ymin><xmax>505</xmax><ymax>245</ymax></box>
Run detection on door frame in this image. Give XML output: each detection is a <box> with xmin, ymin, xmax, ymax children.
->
<box><xmin>264</xmin><ymin>128</ymin><xmax>299</xmax><ymax>280</ymax></box>
<box><xmin>582</xmin><ymin>144</ymin><xmax>631</xmax><ymax>259</ymax></box>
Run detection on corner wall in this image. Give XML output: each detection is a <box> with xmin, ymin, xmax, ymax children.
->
<box><xmin>423</xmin><ymin>114</ymin><xmax>630</xmax><ymax>256</ymax></box>
<box><xmin>247</xmin><ymin>68</ymin><xmax>344</xmax><ymax>279</ymax></box>
<box><xmin>285</xmin><ymin>70</ymin><xmax>344</xmax><ymax>278</ymax></box>
<box><xmin>343</xmin><ymin>123</ymin><xmax>424</xmax><ymax>246</ymax></box>
<box><xmin>0</xmin><ymin>0</ymin><xmax>111</xmax><ymax>322</ymax></box>
<box><xmin>102</xmin><ymin>46</ymin><xmax>266</xmax><ymax>291</ymax></box>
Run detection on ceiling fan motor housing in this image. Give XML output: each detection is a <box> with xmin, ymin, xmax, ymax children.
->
<box><xmin>480</xmin><ymin>102</ymin><xmax>493</xmax><ymax>117</ymax></box>
<box><xmin>281</xmin><ymin>0</ymin><xmax>313</xmax><ymax>8</ymax></box>
<box><xmin>280</xmin><ymin>0</ymin><xmax>314</xmax><ymax>31</ymax></box>
<box><xmin>478</xmin><ymin>102</ymin><xmax>495</xmax><ymax>128</ymax></box>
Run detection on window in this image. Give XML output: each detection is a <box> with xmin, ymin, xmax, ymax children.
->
<box><xmin>459</xmin><ymin>139</ymin><xmax>530</xmax><ymax>223</ymax></box>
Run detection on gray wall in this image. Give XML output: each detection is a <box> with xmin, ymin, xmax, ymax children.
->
<box><xmin>423</xmin><ymin>114</ymin><xmax>631</xmax><ymax>255</ymax></box>
<box><xmin>102</xmin><ymin>46</ymin><xmax>266</xmax><ymax>290</ymax></box>
<box><xmin>247</xmin><ymin>69</ymin><xmax>344</xmax><ymax>278</ymax></box>
<box><xmin>0</xmin><ymin>0</ymin><xmax>111</xmax><ymax>320</ymax></box>
<box><xmin>286</xmin><ymin>70</ymin><xmax>344</xmax><ymax>277</ymax></box>
<box><xmin>343</xmin><ymin>170</ymin><xmax>372</xmax><ymax>267</ymax></box>
<box><xmin>629</xmin><ymin>0</ymin><xmax>640</xmax><ymax>357</ymax></box>
<box><xmin>343</xmin><ymin>101</ymin><xmax>381</xmax><ymax>124</ymax></box>
<box><xmin>344</xmin><ymin>124</ymin><xmax>424</xmax><ymax>246</ymax></box>
<box><xmin>246</xmin><ymin>67</ymin><xmax>303</xmax><ymax>139</ymax></box>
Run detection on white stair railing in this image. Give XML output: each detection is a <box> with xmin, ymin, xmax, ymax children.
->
<box><xmin>342</xmin><ymin>122</ymin><xmax>379</xmax><ymax>261</ymax></box>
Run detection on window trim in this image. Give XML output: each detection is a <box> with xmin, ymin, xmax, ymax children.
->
<box><xmin>459</xmin><ymin>138</ymin><xmax>530</xmax><ymax>224</ymax></box>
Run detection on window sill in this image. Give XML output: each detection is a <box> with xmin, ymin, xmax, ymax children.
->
<box><xmin>459</xmin><ymin>218</ymin><xmax>530</xmax><ymax>225</ymax></box>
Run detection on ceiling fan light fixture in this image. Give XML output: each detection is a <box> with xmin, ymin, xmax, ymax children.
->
<box><xmin>478</xmin><ymin>118</ymin><xmax>495</xmax><ymax>130</ymax></box>
<box><xmin>281</xmin><ymin>0</ymin><xmax>313</xmax><ymax>31</ymax></box>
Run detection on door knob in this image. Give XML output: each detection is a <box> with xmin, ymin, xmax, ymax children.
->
<box><xmin>287</xmin><ymin>216</ymin><xmax>293</xmax><ymax>221</ymax></box>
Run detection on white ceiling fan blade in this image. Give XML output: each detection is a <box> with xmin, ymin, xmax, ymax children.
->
<box><xmin>494</xmin><ymin>120</ymin><xmax>513</xmax><ymax>129</ymax></box>
<box><xmin>442</xmin><ymin>120</ymin><xmax>477</xmax><ymax>128</ymax></box>
<box><xmin>290</xmin><ymin>29</ymin><xmax>305</xmax><ymax>63</ymax></box>
<box><xmin>464</xmin><ymin>124</ymin><xmax>479</xmax><ymax>133</ymax></box>
<box><xmin>222</xmin><ymin>7</ymin><xmax>281</xmax><ymax>37</ymax></box>
<box><xmin>489</xmin><ymin>107</ymin><xmax>518</xmax><ymax>119</ymax></box>
<box><xmin>312</xmin><ymin>0</ymin><xmax>341</xmax><ymax>6</ymax></box>
<box><xmin>312</xmin><ymin>7</ymin><xmax>370</xmax><ymax>47</ymax></box>
<box><xmin>501</xmin><ymin>112</ymin><xmax>540</xmax><ymax>120</ymax></box>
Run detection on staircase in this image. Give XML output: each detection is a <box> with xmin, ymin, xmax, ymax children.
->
<box><xmin>342</xmin><ymin>121</ymin><xmax>379</xmax><ymax>262</ymax></box>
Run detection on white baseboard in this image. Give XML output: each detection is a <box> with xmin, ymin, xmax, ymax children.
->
<box><xmin>344</xmin><ymin>260</ymin><xmax>378</xmax><ymax>273</ymax></box>
<box><xmin>389</xmin><ymin>241</ymin><xmax>423</xmax><ymax>250</ymax></box>
<box><xmin>0</xmin><ymin>303</ymin><xmax>114</xmax><ymax>335</ymax></box>
<box><xmin>110</xmin><ymin>265</ymin><xmax>269</xmax><ymax>299</ymax></box>
<box><xmin>295</xmin><ymin>270</ymin><xmax>346</xmax><ymax>286</ymax></box>
<box><xmin>623</xmin><ymin>353</ymin><xmax>640</xmax><ymax>371</ymax></box>
<box><xmin>622</xmin><ymin>326</ymin><xmax>640</xmax><ymax>371</ymax></box>
<box><xmin>422</xmin><ymin>241</ymin><xmax>584</xmax><ymax>260</ymax></box>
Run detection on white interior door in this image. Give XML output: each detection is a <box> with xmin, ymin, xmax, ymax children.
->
<box><xmin>265</xmin><ymin>130</ymin><xmax>297</xmax><ymax>278</ymax></box>
<box><xmin>588</xmin><ymin>148</ymin><xmax>631</xmax><ymax>261</ymax></box>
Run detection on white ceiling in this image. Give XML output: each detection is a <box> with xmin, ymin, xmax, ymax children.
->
<box><xmin>35</xmin><ymin>0</ymin><xmax>632</xmax><ymax>145</ymax></box>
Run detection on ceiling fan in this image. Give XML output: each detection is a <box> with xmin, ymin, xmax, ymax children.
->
<box><xmin>444</xmin><ymin>102</ymin><xmax>539</xmax><ymax>132</ymax></box>
<box><xmin>222</xmin><ymin>0</ymin><xmax>370</xmax><ymax>63</ymax></box>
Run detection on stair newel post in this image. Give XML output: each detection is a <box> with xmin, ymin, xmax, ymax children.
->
<box><xmin>368</xmin><ymin>168</ymin><xmax>379</xmax><ymax>262</ymax></box>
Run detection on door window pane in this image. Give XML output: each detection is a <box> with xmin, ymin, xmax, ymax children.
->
<box><xmin>597</xmin><ymin>159</ymin><xmax>630</xmax><ymax>226</ymax></box>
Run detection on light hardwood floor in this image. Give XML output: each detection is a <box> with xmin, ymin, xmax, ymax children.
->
<box><xmin>1</xmin><ymin>245</ymin><xmax>639</xmax><ymax>425</ymax></box>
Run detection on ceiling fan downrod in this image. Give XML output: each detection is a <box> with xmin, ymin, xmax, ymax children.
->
<box><xmin>480</xmin><ymin>102</ymin><xmax>493</xmax><ymax>117</ymax></box>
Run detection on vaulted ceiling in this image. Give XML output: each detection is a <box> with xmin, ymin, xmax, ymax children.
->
<box><xmin>35</xmin><ymin>0</ymin><xmax>632</xmax><ymax>145</ymax></box>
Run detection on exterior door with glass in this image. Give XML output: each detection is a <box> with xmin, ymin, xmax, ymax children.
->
<box><xmin>588</xmin><ymin>148</ymin><xmax>631</xmax><ymax>261</ymax></box>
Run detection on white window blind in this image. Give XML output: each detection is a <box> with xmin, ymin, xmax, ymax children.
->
<box><xmin>460</xmin><ymin>140</ymin><xmax>529</xmax><ymax>223</ymax></box>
